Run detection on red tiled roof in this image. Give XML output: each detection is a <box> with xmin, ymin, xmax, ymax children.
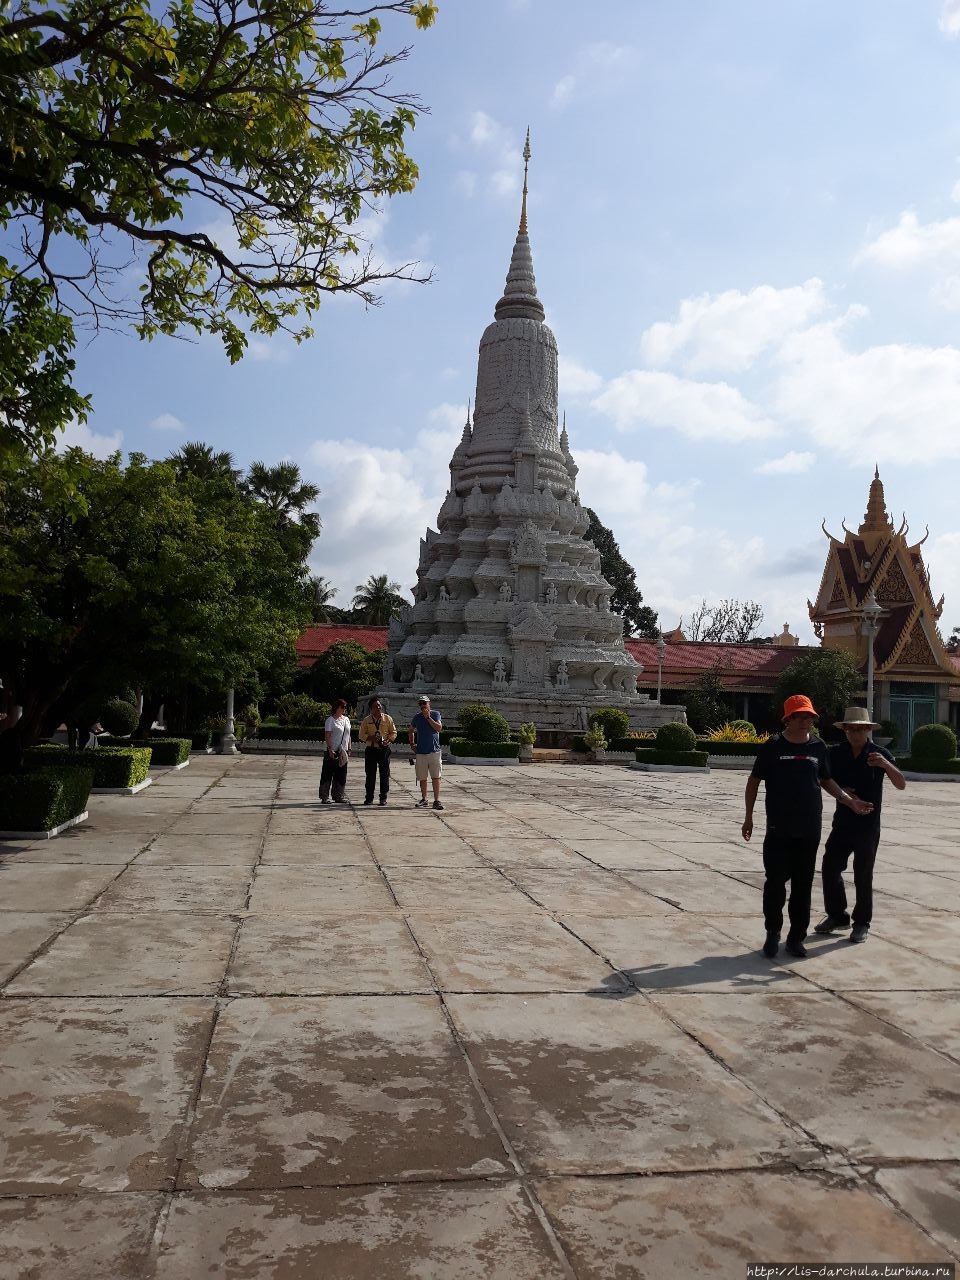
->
<box><xmin>295</xmin><ymin>624</ymin><xmax>814</xmax><ymax>691</ymax></box>
<box><xmin>296</xmin><ymin>624</ymin><xmax>388</xmax><ymax>667</ymax></box>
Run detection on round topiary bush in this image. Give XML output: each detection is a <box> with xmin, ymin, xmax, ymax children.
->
<box><xmin>588</xmin><ymin>706</ymin><xmax>630</xmax><ymax>741</ymax></box>
<box><xmin>457</xmin><ymin>702</ymin><xmax>491</xmax><ymax>736</ymax></box>
<box><xmin>274</xmin><ymin>693</ymin><xmax>325</xmax><ymax>726</ymax></box>
<box><xmin>100</xmin><ymin>697</ymin><xmax>140</xmax><ymax>736</ymax></box>
<box><xmin>656</xmin><ymin>721</ymin><xmax>697</xmax><ymax>751</ymax></box>
<box><xmin>910</xmin><ymin>723</ymin><xmax>957</xmax><ymax>761</ymax></box>
<box><xmin>729</xmin><ymin>719</ymin><xmax>756</xmax><ymax>737</ymax></box>
<box><xmin>467</xmin><ymin>708</ymin><xmax>511</xmax><ymax>743</ymax></box>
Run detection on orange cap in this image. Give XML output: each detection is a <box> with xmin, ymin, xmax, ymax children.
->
<box><xmin>782</xmin><ymin>694</ymin><xmax>818</xmax><ymax>720</ymax></box>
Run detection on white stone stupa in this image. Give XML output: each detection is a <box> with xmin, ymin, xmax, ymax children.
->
<box><xmin>377</xmin><ymin>135</ymin><xmax>680</xmax><ymax>733</ymax></box>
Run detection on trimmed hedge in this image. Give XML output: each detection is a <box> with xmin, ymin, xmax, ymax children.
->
<box><xmin>0</xmin><ymin>767</ymin><xmax>94</xmax><ymax>832</ymax></box>
<box><xmin>101</xmin><ymin>697</ymin><xmax>140</xmax><ymax>736</ymax></box>
<box><xmin>130</xmin><ymin>738</ymin><xmax>190</xmax><ymax>766</ymax></box>
<box><xmin>609</xmin><ymin>736</ymin><xmax>655</xmax><ymax>752</ymax></box>
<box><xmin>23</xmin><ymin>744</ymin><xmax>151</xmax><ymax>789</ymax></box>
<box><xmin>895</xmin><ymin>756</ymin><xmax>960</xmax><ymax>775</ymax></box>
<box><xmin>449</xmin><ymin>738</ymin><xmax>521</xmax><ymax>759</ymax></box>
<box><xmin>635</xmin><ymin>747</ymin><xmax>709</xmax><ymax>767</ymax></box>
<box><xmin>910</xmin><ymin>723</ymin><xmax>957</xmax><ymax>761</ymax></box>
<box><xmin>696</xmin><ymin>740</ymin><xmax>761</xmax><ymax>757</ymax></box>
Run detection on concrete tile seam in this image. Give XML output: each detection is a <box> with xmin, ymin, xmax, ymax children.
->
<box><xmin>834</xmin><ymin>992</ymin><xmax>960</xmax><ymax>1069</ymax></box>
<box><xmin>858</xmin><ymin>1169</ymin><xmax>960</xmax><ymax>1263</ymax></box>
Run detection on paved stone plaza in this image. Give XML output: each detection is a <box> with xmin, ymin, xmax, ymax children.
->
<box><xmin>1</xmin><ymin>754</ymin><xmax>958</xmax><ymax>1278</ymax></box>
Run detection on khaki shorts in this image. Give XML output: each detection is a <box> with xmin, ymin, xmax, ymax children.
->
<box><xmin>414</xmin><ymin>750</ymin><xmax>442</xmax><ymax>781</ymax></box>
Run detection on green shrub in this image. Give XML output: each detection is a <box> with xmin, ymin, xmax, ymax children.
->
<box><xmin>237</xmin><ymin>703</ymin><xmax>262</xmax><ymax>729</ymax></box>
<box><xmin>656</xmin><ymin>721</ymin><xmax>697</xmax><ymax>751</ymax></box>
<box><xmin>256</xmin><ymin>724</ymin><xmax>325</xmax><ymax>741</ymax></box>
<box><xmin>0</xmin><ymin>768</ymin><xmax>94</xmax><ymax>832</ymax></box>
<box><xmin>588</xmin><ymin>707</ymin><xmax>630</xmax><ymax>741</ymax></box>
<box><xmin>465</xmin><ymin>708</ymin><xmax>511</xmax><ymax>743</ymax></box>
<box><xmin>517</xmin><ymin>722</ymin><xmax>537</xmax><ymax>746</ymax></box>
<box><xmin>696</xmin><ymin>739</ymin><xmax>762</xmax><ymax>757</ymax></box>
<box><xmin>583</xmin><ymin>726</ymin><xmax>607</xmax><ymax>752</ymax></box>
<box><xmin>23</xmin><ymin>744</ymin><xmax>151</xmax><ymax>789</ymax></box>
<box><xmin>275</xmin><ymin>692</ymin><xmax>325</xmax><ymax>726</ymax></box>
<box><xmin>449</xmin><ymin>739</ymin><xmax>520</xmax><ymax>759</ymax></box>
<box><xmin>138</xmin><ymin>738</ymin><xmax>190</xmax><ymax>766</ymax></box>
<box><xmin>635</xmin><ymin>747</ymin><xmax>709</xmax><ymax>768</ymax></box>
<box><xmin>910</xmin><ymin>723</ymin><xmax>957</xmax><ymax>761</ymax></box>
<box><xmin>608</xmin><ymin>734</ymin><xmax>655</xmax><ymax>752</ymax></box>
<box><xmin>895</xmin><ymin>756</ymin><xmax>960</xmax><ymax>774</ymax></box>
<box><xmin>456</xmin><ymin>703</ymin><xmax>492</xmax><ymax>736</ymax></box>
<box><xmin>729</xmin><ymin>719</ymin><xmax>756</xmax><ymax>736</ymax></box>
<box><xmin>100</xmin><ymin>697</ymin><xmax>140</xmax><ymax>736</ymax></box>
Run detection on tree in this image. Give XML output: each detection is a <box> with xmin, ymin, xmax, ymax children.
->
<box><xmin>584</xmin><ymin>507</ymin><xmax>659</xmax><ymax>637</ymax></box>
<box><xmin>0</xmin><ymin>0</ymin><xmax>438</xmax><ymax>458</ymax></box>
<box><xmin>168</xmin><ymin>443</ymin><xmax>241</xmax><ymax>486</ymax></box>
<box><xmin>947</xmin><ymin>627</ymin><xmax>960</xmax><ymax>654</ymax></box>
<box><xmin>772</xmin><ymin>648</ymin><xmax>862</xmax><ymax>728</ymax></box>
<box><xmin>308</xmin><ymin>576</ymin><xmax>338</xmax><ymax>624</ymax></box>
<box><xmin>303</xmin><ymin>640</ymin><xmax>386</xmax><ymax>712</ymax></box>
<box><xmin>351</xmin><ymin>573</ymin><xmax>409</xmax><ymax>624</ymax></box>
<box><xmin>687</xmin><ymin>598</ymin><xmax>764</xmax><ymax>643</ymax></box>
<box><xmin>683</xmin><ymin>662</ymin><xmax>731</xmax><ymax>735</ymax></box>
<box><xmin>244</xmin><ymin>461</ymin><xmax>321</xmax><ymax>558</ymax></box>
<box><xmin>0</xmin><ymin>448</ymin><xmax>312</xmax><ymax>767</ymax></box>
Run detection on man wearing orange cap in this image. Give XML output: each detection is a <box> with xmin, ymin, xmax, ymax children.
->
<box><xmin>743</xmin><ymin>694</ymin><xmax>874</xmax><ymax>959</ymax></box>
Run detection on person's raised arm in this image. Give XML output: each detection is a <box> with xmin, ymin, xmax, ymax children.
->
<box><xmin>868</xmin><ymin>750</ymin><xmax>906</xmax><ymax>791</ymax></box>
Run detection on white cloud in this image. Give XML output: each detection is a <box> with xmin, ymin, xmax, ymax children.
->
<box><xmin>640</xmin><ymin>279</ymin><xmax>828</xmax><ymax>374</ymax></box>
<box><xmin>858</xmin><ymin>209</ymin><xmax>960</xmax><ymax>269</ymax></box>
<box><xmin>774</xmin><ymin>318</ymin><xmax>960</xmax><ymax>464</ymax></box>
<box><xmin>940</xmin><ymin>0</ymin><xmax>960</xmax><ymax>37</ymax></box>
<box><xmin>549</xmin><ymin>43</ymin><xmax>638</xmax><ymax>112</ymax></box>
<box><xmin>57</xmin><ymin>419</ymin><xmax>123</xmax><ymax>458</ymax></box>
<box><xmin>149</xmin><ymin>412</ymin><xmax>184</xmax><ymax>431</ymax></box>
<box><xmin>558</xmin><ymin>356</ymin><xmax>604</xmax><ymax>397</ymax></box>
<box><xmin>305</xmin><ymin>414</ymin><xmax>461</xmax><ymax>601</ymax></box>
<box><xmin>466</xmin><ymin>112</ymin><xmax>522</xmax><ymax>199</ymax></box>
<box><xmin>755</xmin><ymin>450</ymin><xmax>816</xmax><ymax>476</ymax></box>
<box><xmin>932</xmin><ymin>274</ymin><xmax>960</xmax><ymax>311</ymax></box>
<box><xmin>592</xmin><ymin>369</ymin><xmax>778</xmax><ymax>441</ymax></box>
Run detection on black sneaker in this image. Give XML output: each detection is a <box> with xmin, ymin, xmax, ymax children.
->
<box><xmin>814</xmin><ymin>914</ymin><xmax>850</xmax><ymax>934</ymax></box>
<box><xmin>415</xmin><ymin>798</ymin><xmax>428</xmax><ymax>808</ymax></box>
<box><xmin>379</xmin><ymin>797</ymin><xmax>388</xmax><ymax>806</ymax></box>
<box><xmin>432</xmin><ymin>800</ymin><xmax>445</xmax><ymax>811</ymax></box>
<box><xmin>784</xmin><ymin>937</ymin><xmax>808</xmax><ymax>958</ymax></box>
<box><xmin>320</xmin><ymin>798</ymin><xmax>331</xmax><ymax>805</ymax></box>
<box><xmin>850</xmin><ymin>924</ymin><xmax>870</xmax><ymax>944</ymax></box>
<box><xmin>762</xmin><ymin>932</ymin><xmax>780</xmax><ymax>959</ymax></box>
<box><xmin>363</xmin><ymin>799</ymin><xmax>373</xmax><ymax>806</ymax></box>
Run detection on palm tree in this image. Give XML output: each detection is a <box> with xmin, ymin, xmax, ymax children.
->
<box><xmin>244</xmin><ymin>461</ymin><xmax>321</xmax><ymax>539</ymax></box>
<box><xmin>308</xmin><ymin>575</ymin><xmax>338</xmax><ymax>623</ymax></box>
<box><xmin>352</xmin><ymin>573</ymin><xmax>410</xmax><ymax>625</ymax></box>
<box><xmin>168</xmin><ymin>442</ymin><xmax>241</xmax><ymax>484</ymax></box>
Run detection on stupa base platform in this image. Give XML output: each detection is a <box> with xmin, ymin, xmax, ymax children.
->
<box><xmin>374</xmin><ymin>687</ymin><xmax>685</xmax><ymax>734</ymax></box>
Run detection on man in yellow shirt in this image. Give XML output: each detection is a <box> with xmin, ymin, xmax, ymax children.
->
<box><xmin>359</xmin><ymin>697</ymin><xmax>398</xmax><ymax>806</ymax></box>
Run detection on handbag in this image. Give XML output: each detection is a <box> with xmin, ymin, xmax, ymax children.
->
<box><xmin>334</xmin><ymin>721</ymin><xmax>349</xmax><ymax>768</ymax></box>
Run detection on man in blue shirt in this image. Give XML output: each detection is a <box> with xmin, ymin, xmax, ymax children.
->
<box><xmin>409</xmin><ymin>694</ymin><xmax>444</xmax><ymax>810</ymax></box>
<box><xmin>814</xmin><ymin>706</ymin><xmax>906</xmax><ymax>944</ymax></box>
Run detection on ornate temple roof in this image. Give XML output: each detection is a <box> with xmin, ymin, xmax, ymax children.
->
<box><xmin>808</xmin><ymin>470</ymin><xmax>953</xmax><ymax>676</ymax></box>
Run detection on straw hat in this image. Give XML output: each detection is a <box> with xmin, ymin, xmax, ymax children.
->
<box><xmin>834</xmin><ymin>706</ymin><xmax>881</xmax><ymax>730</ymax></box>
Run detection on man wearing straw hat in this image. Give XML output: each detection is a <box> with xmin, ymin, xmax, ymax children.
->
<box><xmin>743</xmin><ymin>694</ymin><xmax>875</xmax><ymax>960</ymax></box>
<box><xmin>814</xmin><ymin>706</ymin><xmax>906</xmax><ymax>944</ymax></box>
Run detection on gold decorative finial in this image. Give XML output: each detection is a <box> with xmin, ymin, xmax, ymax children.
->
<box><xmin>519</xmin><ymin>127</ymin><xmax>531</xmax><ymax>236</ymax></box>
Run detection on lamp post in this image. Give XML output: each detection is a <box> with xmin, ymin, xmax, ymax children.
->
<box><xmin>655</xmin><ymin>631</ymin><xmax>666</xmax><ymax>704</ymax></box>
<box><xmin>220</xmin><ymin>687</ymin><xmax>238</xmax><ymax>755</ymax></box>
<box><xmin>861</xmin><ymin>589</ymin><xmax>884</xmax><ymax>720</ymax></box>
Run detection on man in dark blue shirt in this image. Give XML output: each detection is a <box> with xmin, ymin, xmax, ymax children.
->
<box><xmin>409</xmin><ymin>694</ymin><xmax>444</xmax><ymax>810</ymax></box>
<box><xmin>814</xmin><ymin>706</ymin><xmax>906</xmax><ymax>944</ymax></box>
<box><xmin>744</xmin><ymin>694</ymin><xmax>874</xmax><ymax>960</ymax></box>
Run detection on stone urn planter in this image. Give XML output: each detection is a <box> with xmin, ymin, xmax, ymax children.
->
<box><xmin>519</xmin><ymin>743</ymin><xmax>534</xmax><ymax>762</ymax></box>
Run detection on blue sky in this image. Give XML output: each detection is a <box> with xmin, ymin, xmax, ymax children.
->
<box><xmin>61</xmin><ymin>0</ymin><xmax>960</xmax><ymax>642</ymax></box>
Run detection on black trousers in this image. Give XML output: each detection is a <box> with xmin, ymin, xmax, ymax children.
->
<box><xmin>762</xmin><ymin>829</ymin><xmax>820</xmax><ymax>941</ymax></box>
<box><xmin>319</xmin><ymin>752</ymin><xmax>347</xmax><ymax>802</ymax></box>
<box><xmin>364</xmin><ymin>746</ymin><xmax>391</xmax><ymax>802</ymax></box>
<box><xmin>822</xmin><ymin>824</ymin><xmax>881</xmax><ymax>927</ymax></box>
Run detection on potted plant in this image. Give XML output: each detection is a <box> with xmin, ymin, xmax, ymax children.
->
<box><xmin>517</xmin><ymin>722</ymin><xmax>536</xmax><ymax>762</ymax></box>
<box><xmin>583</xmin><ymin>725</ymin><xmax>607</xmax><ymax>761</ymax></box>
